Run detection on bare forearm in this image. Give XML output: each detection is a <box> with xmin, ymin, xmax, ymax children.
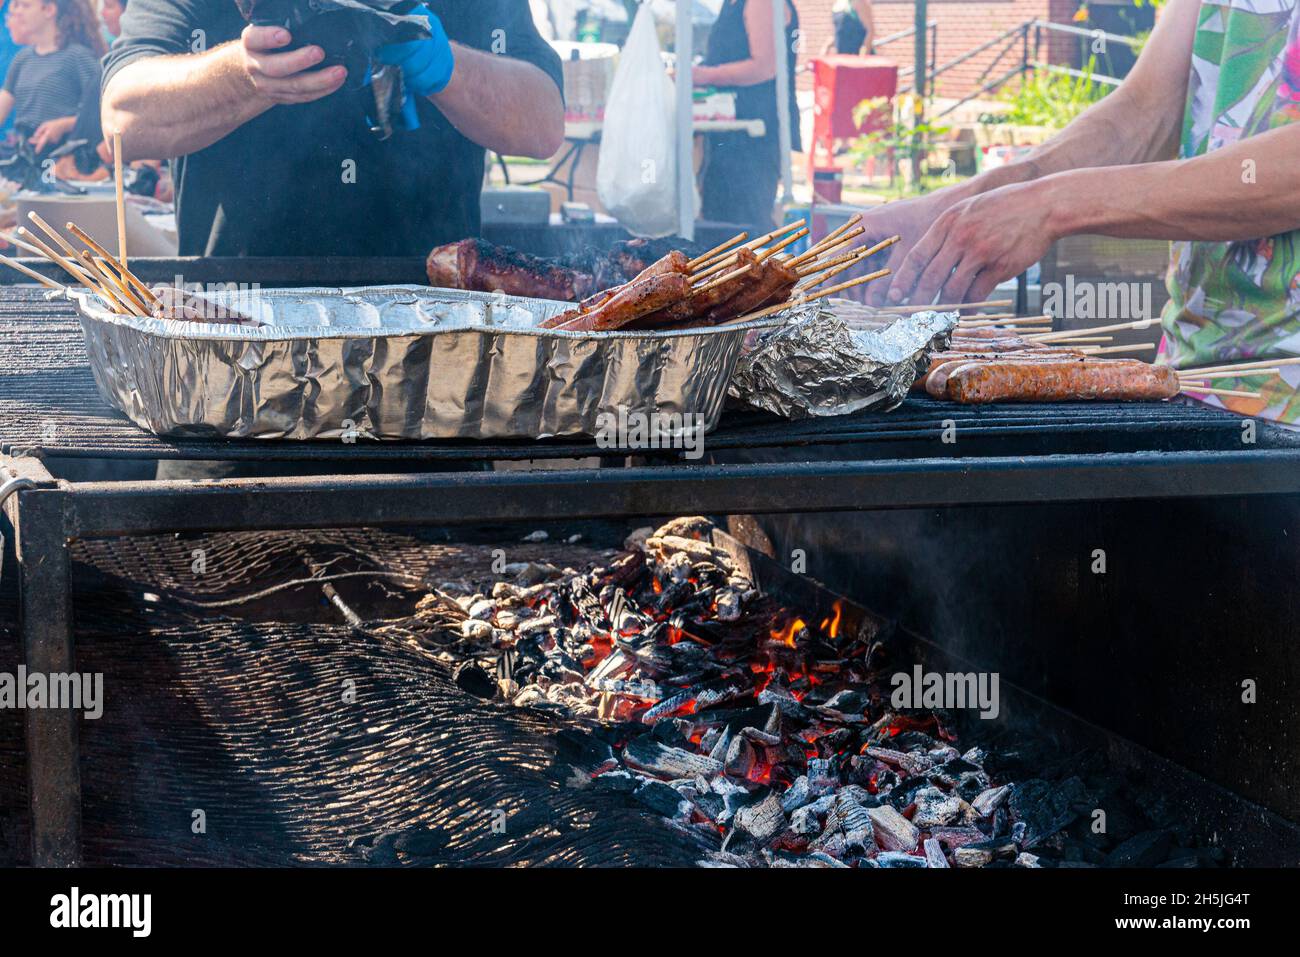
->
<box><xmin>103</xmin><ymin>43</ymin><xmax>269</xmax><ymax>160</ymax></box>
<box><xmin>430</xmin><ymin>44</ymin><xmax>563</xmax><ymax>158</ymax></box>
<box><xmin>1044</xmin><ymin>125</ymin><xmax>1300</xmax><ymax>242</ymax></box>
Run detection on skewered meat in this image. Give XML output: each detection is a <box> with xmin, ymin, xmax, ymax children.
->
<box><xmin>425</xmin><ymin>238</ymin><xmax>708</xmax><ymax>303</ymax></box>
<box><xmin>945</xmin><ymin>359</ymin><xmax>1180</xmax><ymax>403</ymax></box>
<box><xmin>629</xmin><ymin>249</ymin><xmax>761</xmax><ymax>328</ymax></box>
<box><xmin>541</xmin><ymin>251</ymin><xmax>693</xmax><ymax>328</ymax></box>
<box><xmin>553</xmin><ymin>273</ymin><xmax>693</xmax><ymax>332</ymax></box>
<box><xmin>701</xmin><ymin>256</ymin><xmax>798</xmax><ymax>323</ymax></box>
<box><xmin>426</xmin><ymin>238</ymin><xmax>593</xmax><ymax>301</ymax></box>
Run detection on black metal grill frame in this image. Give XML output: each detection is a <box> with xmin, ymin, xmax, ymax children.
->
<box><xmin>7</xmin><ymin>259</ymin><xmax>1300</xmax><ymax>866</ymax></box>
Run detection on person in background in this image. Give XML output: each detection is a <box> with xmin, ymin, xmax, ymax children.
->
<box><xmin>99</xmin><ymin>0</ymin><xmax>123</xmax><ymax>39</ymax></box>
<box><xmin>0</xmin><ymin>0</ymin><xmax>21</xmax><ymax>136</ymax></box>
<box><xmin>822</xmin><ymin>0</ymin><xmax>875</xmax><ymax>56</ymax></box>
<box><xmin>693</xmin><ymin>0</ymin><xmax>800</xmax><ymax>236</ymax></box>
<box><xmin>0</xmin><ymin>0</ymin><xmax>104</xmax><ymax>153</ymax></box>
<box><xmin>860</xmin><ymin>0</ymin><xmax>1300</xmax><ymax>423</ymax></box>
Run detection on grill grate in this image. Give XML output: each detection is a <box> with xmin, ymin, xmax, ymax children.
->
<box><xmin>2</xmin><ymin>285</ymin><xmax>1293</xmax><ymax>464</ymax></box>
<box><xmin>0</xmin><ymin>528</ymin><xmax>707</xmax><ymax>867</ymax></box>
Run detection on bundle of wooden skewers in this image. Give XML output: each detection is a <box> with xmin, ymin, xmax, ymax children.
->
<box><xmin>539</xmin><ymin>214</ymin><xmax>896</xmax><ymax>332</ymax></box>
<box><xmin>915</xmin><ymin>308</ymin><xmax>1290</xmax><ymax>404</ymax></box>
<box><xmin>0</xmin><ymin>131</ymin><xmax>169</xmax><ymax>317</ymax></box>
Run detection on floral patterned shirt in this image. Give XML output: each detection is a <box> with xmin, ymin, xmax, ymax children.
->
<box><xmin>1161</xmin><ymin>0</ymin><xmax>1300</xmax><ymax>419</ymax></box>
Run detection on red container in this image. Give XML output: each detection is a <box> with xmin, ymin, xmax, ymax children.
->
<box><xmin>808</xmin><ymin>55</ymin><xmax>899</xmax><ymax>178</ymax></box>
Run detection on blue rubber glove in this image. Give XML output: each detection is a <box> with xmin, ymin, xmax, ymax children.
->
<box><xmin>376</xmin><ymin>5</ymin><xmax>455</xmax><ymax>98</ymax></box>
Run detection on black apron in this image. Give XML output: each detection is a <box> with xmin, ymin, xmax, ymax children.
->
<box><xmin>699</xmin><ymin>0</ymin><xmax>800</xmax><ymax>235</ymax></box>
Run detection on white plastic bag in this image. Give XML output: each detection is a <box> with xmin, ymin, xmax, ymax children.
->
<box><xmin>596</xmin><ymin>2</ymin><xmax>693</xmax><ymax>238</ymax></box>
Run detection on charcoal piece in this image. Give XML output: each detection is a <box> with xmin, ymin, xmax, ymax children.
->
<box><xmin>740</xmin><ymin>726</ymin><xmax>781</xmax><ymax>747</ymax></box>
<box><xmin>780</xmin><ymin>776</ymin><xmax>811</xmax><ymax>813</ymax></box>
<box><xmin>820</xmin><ymin>689</ymin><xmax>868</xmax><ymax>716</ymax></box>
<box><xmin>695</xmin><ymin>793</ymin><xmax>725</xmax><ymax>822</ymax></box>
<box><xmin>452</xmin><ymin>660</ymin><xmax>497</xmax><ymax>699</ymax></box>
<box><xmin>1105</xmin><ymin>830</ymin><xmax>1173</xmax><ymax>868</ymax></box>
<box><xmin>593</xmin><ymin>770</ymin><xmax>641</xmax><ymax>794</ymax></box>
<box><xmin>868</xmin><ymin>805</ymin><xmax>919</xmax><ymax>853</ymax></box>
<box><xmin>725</xmin><ymin>736</ymin><xmax>756</xmax><ymax>778</ymax></box>
<box><xmin>734</xmin><ymin>793</ymin><xmax>787</xmax><ymax>843</ymax></box>
<box><xmin>634</xmin><ymin>780</ymin><xmax>688</xmax><ymax>817</ymax></box>
<box><xmin>1009</xmin><ymin>778</ymin><xmax>1091</xmax><ymax>847</ymax></box>
<box><xmin>912</xmin><ymin>786</ymin><xmax>967</xmax><ymax>828</ymax></box>
<box><xmin>835</xmin><ymin>793</ymin><xmax>875</xmax><ymax>854</ymax></box>
<box><xmin>1015</xmin><ymin>851</ymin><xmax>1042</xmax><ymax>868</ymax></box>
<box><xmin>923</xmin><ymin>837</ymin><xmax>949</xmax><ymax>868</ymax></box>
<box><xmin>623</xmin><ymin>737</ymin><xmax>723</xmax><ymax>779</ymax></box>
<box><xmin>953</xmin><ymin>836</ymin><xmax>1018</xmax><ymax>868</ymax></box>
<box><xmin>876</xmin><ymin>851</ymin><xmax>927</xmax><ymax>868</ymax></box>
<box><xmin>394</xmin><ymin>826</ymin><xmax>450</xmax><ymax>857</ymax></box>
<box><xmin>555</xmin><ymin>729</ymin><xmax>615</xmax><ymax>770</ymax></box>
<box><xmin>359</xmin><ymin>832</ymin><xmax>400</xmax><ymax>866</ymax></box>
<box><xmin>813</xmin><ymin>727</ymin><xmax>854</xmax><ymax>758</ymax></box>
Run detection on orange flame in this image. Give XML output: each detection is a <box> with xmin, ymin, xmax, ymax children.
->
<box><xmin>770</xmin><ymin>617</ymin><xmax>807</xmax><ymax>648</ymax></box>
<box><xmin>819</xmin><ymin>601</ymin><xmax>843</xmax><ymax>639</ymax></box>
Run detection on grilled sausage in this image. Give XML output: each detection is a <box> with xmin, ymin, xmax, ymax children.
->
<box><xmin>944</xmin><ymin>359</ymin><xmax>1180</xmax><ymax>403</ymax></box>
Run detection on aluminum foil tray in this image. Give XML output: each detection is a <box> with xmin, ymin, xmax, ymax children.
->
<box><xmin>69</xmin><ymin>285</ymin><xmax>782</xmax><ymax>441</ymax></box>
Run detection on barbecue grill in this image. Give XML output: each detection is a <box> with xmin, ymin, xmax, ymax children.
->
<box><xmin>5</xmin><ymin>259</ymin><xmax>1300</xmax><ymax>867</ymax></box>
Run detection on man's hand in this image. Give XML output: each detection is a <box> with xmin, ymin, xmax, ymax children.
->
<box><xmin>885</xmin><ymin>180</ymin><xmax>1055</xmax><ymax>306</ymax></box>
<box><xmin>856</xmin><ymin>189</ymin><xmax>962</xmax><ymax>305</ymax></box>
<box><xmin>239</xmin><ymin>25</ymin><xmax>346</xmax><ymax>105</ymax></box>
<box><xmin>29</xmin><ymin>116</ymin><xmax>76</xmax><ymax>152</ymax></box>
<box><xmin>377</xmin><ymin>6</ymin><xmax>455</xmax><ymax>98</ymax></box>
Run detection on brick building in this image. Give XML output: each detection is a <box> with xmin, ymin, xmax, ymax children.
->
<box><xmin>792</xmin><ymin>0</ymin><xmax>1088</xmax><ymax>99</ymax></box>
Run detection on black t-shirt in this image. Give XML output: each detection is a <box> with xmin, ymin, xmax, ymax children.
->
<box><xmin>102</xmin><ymin>1</ymin><xmax>563</xmax><ymax>256</ymax></box>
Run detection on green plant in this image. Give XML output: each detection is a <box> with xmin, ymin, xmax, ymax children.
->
<box><xmin>981</xmin><ymin>56</ymin><xmax>1113</xmax><ymax>129</ymax></box>
<box><xmin>846</xmin><ymin>95</ymin><xmax>952</xmax><ymax>184</ymax></box>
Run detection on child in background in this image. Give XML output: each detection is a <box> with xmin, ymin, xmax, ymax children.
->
<box><xmin>0</xmin><ymin>0</ymin><xmax>103</xmax><ymax>154</ymax></box>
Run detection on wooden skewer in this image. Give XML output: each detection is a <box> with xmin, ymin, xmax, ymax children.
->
<box><xmin>2</xmin><ymin>230</ymin><xmax>48</xmax><ymax>258</ymax></box>
<box><xmin>1180</xmin><ymin>385</ymin><xmax>1263</xmax><ymax>399</ymax></box>
<box><xmin>26</xmin><ymin>211</ymin><xmax>87</xmax><ymax>266</ymax></box>
<box><xmin>796</xmin><ymin>258</ymin><xmax>860</xmax><ymax>294</ymax></box>
<box><xmin>697</xmin><ymin>261</ymin><xmax>755</xmax><ymax>293</ymax></box>
<box><xmin>963</xmin><ymin>314</ymin><xmax>1052</xmax><ymax>328</ymax></box>
<box><xmin>1032</xmin><ymin>318</ymin><xmax>1160</xmax><ymax>342</ymax></box>
<box><xmin>796</xmin><ymin>246</ymin><xmax>862</xmax><ymax>278</ymax></box>
<box><xmin>114</xmin><ymin>129</ymin><xmax>127</xmax><ymax>274</ymax></box>
<box><xmin>850</xmin><ymin>234</ymin><xmax>901</xmax><ymax>264</ymax></box>
<box><xmin>686</xmin><ymin>231</ymin><xmax>747</xmax><ymax>270</ymax></box>
<box><xmin>1085</xmin><ymin>342</ymin><xmax>1156</xmax><ymax>355</ymax></box>
<box><xmin>727</xmin><ymin>268</ymin><xmax>892</xmax><ymax>324</ymax></box>
<box><xmin>756</xmin><ymin>227</ymin><xmax>809</xmax><ymax>262</ymax></box>
<box><xmin>792</xmin><ymin>214</ymin><xmax>863</xmax><ymax>265</ymax></box>
<box><xmin>1177</xmin><ymin>358</ymin><xmax>1300</xmax><ymax>377</ymax></box>
<box><xmin>874</xmin><ymin>298</ymin><xmax>1014</xmax><ymax>314</ymax></box>
<box><xmin>1034</xmin><ymin>335</ymin><xmax>1114</xmax><ymax>345</ymax></box>
<box><xmin>66</xmin><ymin>222</ymin><xmax>160</xmax><ymax>307</ymax></box>
<box><xmin>792</xmin><ymin>225</ymin><xmax>865</xmax><ymax>266</ymax></box>
<box><xmin>1177</xmin><ymin>368</ymin><xmax>1281</xmax><ymax>381</ymax></box>
<box><xmin>85</xmin><ymin>253</ymin><xmax>148</xmax><ymax>316</ymax></box>
<box><xmin>15</xmin><ymin>226</ymin><xmax>114</xmax><ymax>299</ymax></box>
<box><xmin>73</xmin><ymin>251</ymin><xmax>137</xmax><ymax>314</ymax></box>
<box><xmin>0</xmin><ymin>252</ymin><xmax>66</xmax><ymax>290</ymax></box>
<box><xmin>692</xmin><ymin>220</ymin><xmax>808</xmax><ymax>277</ymax></box>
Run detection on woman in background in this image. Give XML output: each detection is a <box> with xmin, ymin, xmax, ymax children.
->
<box><xmin>693</xmin><ymin>0</ymin><xmax>800</xmax><ymax>235</ymax></box>
<box><xmin>823</xmin><ymin>0</ymin><xmax>875</xmax><ymax>56</ymax></box>
<box><xmin>0</xmin><ymin>0</ymin><xmax>104</xmax><ymax>153</ymax></box>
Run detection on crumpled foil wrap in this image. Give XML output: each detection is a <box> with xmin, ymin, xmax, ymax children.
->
<box><xmin>69</xmin><ymin>285</ymin><xmax>779</xmax><ymax>441</ymax></box>
<box><xmin>727</xmin><ymin>304</ymin><xmax>959</xmax><ymax>418</ymax></box>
